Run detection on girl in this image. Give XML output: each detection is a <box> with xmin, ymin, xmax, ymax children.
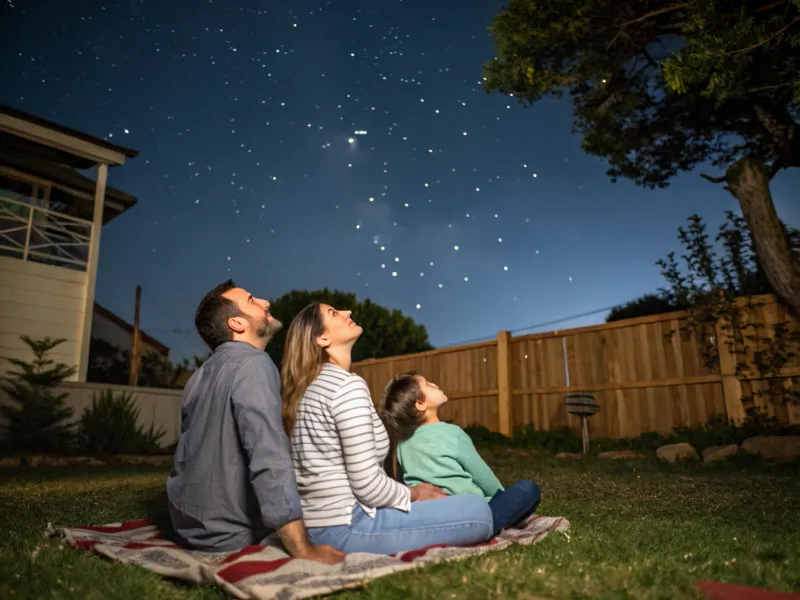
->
<box><xmin>281</xmin><ymin>303</ymin><xmax>494</xmax><ymax>554</ymax></box>
<box><xmin>381</xmin><ymin>371</ymin><xmax>541</xmax><ymax>537</ymax></box>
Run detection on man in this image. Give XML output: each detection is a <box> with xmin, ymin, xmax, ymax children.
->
<box><xmin>166</xmin><ymin>280</ymin><xmax>343</xmax><ymax>564</ymax></box>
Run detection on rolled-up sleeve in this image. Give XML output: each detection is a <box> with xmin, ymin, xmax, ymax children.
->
<box><xmin>231</xmin><ymin>355</ymin><xmax>303</xmax><ymax>529</ymax></box>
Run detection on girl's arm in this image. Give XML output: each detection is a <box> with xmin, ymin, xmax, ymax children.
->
<box><xmin>331</xmin><ymin>376</ymin><xmax>412</xmax><ymax>511</ymax></box>
<box><xmin>455</xmin><ymin>429</ymin><xmax>504</xmax><ymax>497</ymax></box>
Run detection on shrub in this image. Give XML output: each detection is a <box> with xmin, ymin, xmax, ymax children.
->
<box><xmin>462</xmin><ymin>425</ymin><xmax>510</xmax><ymax>446</ymax></box>
<box><xmin>0</xmin><ymin>336</ymin><xmax>76</xmax><ymax>454</ymax></box>
<box><xmin>466</xmin><ymin>412</ymin><xmax>800</xmax><ymax>455</ymax></box>
<box><xmin>78</xmin><ymin>389</ymin><xmax>165</xmax><ymax>455</ymax></box>
<box><xmin>512</xmin><ymin>425</ymin><xmax>583</xmax><ymax>454</ymax></box>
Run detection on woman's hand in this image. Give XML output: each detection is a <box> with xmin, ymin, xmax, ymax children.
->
<box><xmin>409</xmin><ymin>483</ymin><xmax>447</xmax><ymax>502</ymax></box>
<box><xmin>298</xmin><ymin>544</ymin><xmax>346</xmax><ymax>565</ymax></box>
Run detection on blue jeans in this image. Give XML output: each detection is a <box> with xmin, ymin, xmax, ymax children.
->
<box><xmin>488</xmin><ymin>480</ymin><xmax>541</xmax><ymax>536</ymax></box>
<box><xmin>307</xmin><ymin>494</ymin><xmax>493</xmax><ymax>555</ymax></box>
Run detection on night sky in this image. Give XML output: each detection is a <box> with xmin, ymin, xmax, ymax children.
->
<box><xmin>3</xmin><ymin>0</ymin><xmax>799</xmax><ymax>361</ymax></box>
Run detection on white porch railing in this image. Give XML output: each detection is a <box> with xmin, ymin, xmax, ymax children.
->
<box><xmin>0</xmin><ymin>194</ymin><xmax>92</xmax><ymax>271</ymax></box>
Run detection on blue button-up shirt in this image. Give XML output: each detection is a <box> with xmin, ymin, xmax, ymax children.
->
<box><xmin>166</xmin><ymin>341</ymin><xmax>302</xmax><ymax>551</ymax></box>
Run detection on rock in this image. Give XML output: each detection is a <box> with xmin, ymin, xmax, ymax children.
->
<box><xmin>555</xmin><ymin>452</ymin><xmax>583</xmax><ymax>460</ymax></box>
<box><xmin>27</xmin><ymin>456</ymin><xmax>45</xmax><ymax>467</ymax></box>
<box><xmin>88</xmin><ymin>458</ymin><xmax>106</xmax><ymax>466</ymax></box>
<box><xmin>702</xmin><ymin>444</ymin><xmax>739</xmax><ymax>463</ymax></box>
<box><xmin>656</xmin><ymin>443</ymin><xmax>699</xmax><ymax>463</ymax></box>
<box><xmin>597</xmin><ymin>450</ymin><xmax>647</xmax><ymax>460</ymax></box>
<box><xmin>741</xmin><ymin>436</ymin><xmax>800</xmax><ymax>463</ymax></box>
<box><xmin>66</xmin><ymin>457</ymin><xmax>91</xmax><ymax>466</ymax></box>
<box><xmin>42</xmin><ymin>456</ymin><xmax>68</xmax><ymax>467</ymax></box>
<box><xmin>0</xmin><ymin>456</ymin><xmax>21</xmax><ymax>468</ymax></box>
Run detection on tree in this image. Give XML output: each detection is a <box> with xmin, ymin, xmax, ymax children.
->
<box><xmin>606</xmin><ymin>293</ymin><xmax>684</xmax><ymax>322</ymax></box>
<box><xmin>656</xmin><ymin>212</ymin><xmax>800</xmax><ymax>421</ymax></box>
<box><xmin>608</xmin><ymin>212</ymin><xmax>799</xmax><ymax>321</ymax></box>
<box><xmin>87</xmin><ymin>338</ymin><xmax>204</xmax><ymax>389</ymax></box>
<box><xmin>0</xmin><ymin>336</ymin><xmax>76</xmax><ymax>454</ymax></box>
<box><xmin>266</xmin><ymin>289</ymin><xmax>434</xmax><ymax>367</ymax></box>
<box><xmin>484</xmin><ymin>0</ymin><xmax>800</xmax><ymax>315</ymax></box>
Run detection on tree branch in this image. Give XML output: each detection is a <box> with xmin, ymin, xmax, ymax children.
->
<box><xmin>619</xmin><ymin>4</ymin><xmax>689</xmax><ymax>28</ymax></box>
<box><xmin>700</xmin><ymin>173</ymin><xmax>727</xmax><ymax>184</ymax></box>
<box><xmin>640</xmin><ymin>47</ymin><xmax>659</xmax><ymax>69</ymax></box>
<box><xmin>749</xmin><ymin>82</ymin><xmax>794</xmax><ymax>95</ymax></box>
<box><xmin>752</xmin><ymin>0</ymin><xmax>791</xmax><ymax>16</ymax></box>
<box><xmin>725</xmin><ymin>17</ymin><xmax>800</xmax><ymax>56</ymax></box>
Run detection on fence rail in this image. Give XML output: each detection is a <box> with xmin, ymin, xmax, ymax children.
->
<box><xmin>352</xmin><ymin>295</ymin><xmax>800</xmax><ymax>439</ymax></box>
<box><xmin>0</xmin><ymin>194</ymin><xmax>92</xmax><ymax>270</ymax></box>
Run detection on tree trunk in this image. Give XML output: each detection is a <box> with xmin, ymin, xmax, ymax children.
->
<box><xmin>725</xmin><ymin>157</ymin><xmax>800</xmax><ymax>316</ymax></box>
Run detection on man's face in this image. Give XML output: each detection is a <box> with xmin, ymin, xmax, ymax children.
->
<box><xmin>222</xmin><ymin>287</ymin><xmax>283</xmax><ymax>340</ymax></box>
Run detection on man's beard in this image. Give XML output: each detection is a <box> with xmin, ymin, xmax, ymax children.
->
<box><xmin>253</xmin><ymin>315</ymin><xmax>283</xmax><ymax>340</ymax></box>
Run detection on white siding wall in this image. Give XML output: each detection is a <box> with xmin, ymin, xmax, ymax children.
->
<box><xmin>0</xmin><ymin>381</ymin><xmax>183</xmax><ymax>447</ymax></box>
<box><xmin>0</xmin><ymin>255</ymin><xmax>87</xmax><ymax>381</ymax></box>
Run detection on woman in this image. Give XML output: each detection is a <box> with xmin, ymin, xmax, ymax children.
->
<box><xmin>281</xmin><ymin>303</ymin><xmax>494</xmax><ymax>555</ymax></box>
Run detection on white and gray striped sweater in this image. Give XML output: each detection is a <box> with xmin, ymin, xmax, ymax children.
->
<box><xmin>290</xmin><ymin>363</ymin><xmax>411</xmax><ymax>527</ymax></box>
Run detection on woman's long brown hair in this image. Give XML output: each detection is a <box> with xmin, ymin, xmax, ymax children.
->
<box><xmin>280</xmin><ymin>303</ymin><xmax>327</xmax><ymax>436</ymax></box>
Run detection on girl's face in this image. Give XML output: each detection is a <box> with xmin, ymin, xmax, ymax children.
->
<box><xmin>414</xmin><ymin>376</ymin><xmax>448</xmax><ymax>412</ymax></box>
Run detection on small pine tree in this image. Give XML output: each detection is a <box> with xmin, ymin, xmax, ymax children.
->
<box><xmin>0</xmin><ymin>336</ymin><xmax>77</xmax><ymax>454</ymax></box>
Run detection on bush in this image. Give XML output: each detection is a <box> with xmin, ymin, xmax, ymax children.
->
<box><xmin>78</xmin><ymin>389</ymin><xmax>166</xmax><ymax>455</ymax></box>
<box><xmin>512</xmin><ymin>425</ymin><xmax>583</xmax><ymax>454</ymax></box>
<box><xmin>0</xmin><ymin>336</ymin><xmax>76</xmax><ymax>454</ymax></box>
<box><xmin>667</xmin><ymin>413</ymin><xmax>800</xmax><ymax>451</ymax></box>
<box><xmin>462</xmin><ymin>425</ymin><xmax>511</xmax><ymax>446</ymax></box>
<box><xmin>465</xmin><ymin>412</ymin><xmax>800</xmax><ymax>455</ymax></box>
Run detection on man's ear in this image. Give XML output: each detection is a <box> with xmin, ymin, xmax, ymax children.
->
<box><xmin>228</xmin><ymin>316</ymin><xmax>247</xmax><ymax>334</ymax></box>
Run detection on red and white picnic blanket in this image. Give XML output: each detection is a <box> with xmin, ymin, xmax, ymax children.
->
<box><xmin>49</xmin><ymin>515</ymin><xmax>570</xmax><ymax>600</ymax></box>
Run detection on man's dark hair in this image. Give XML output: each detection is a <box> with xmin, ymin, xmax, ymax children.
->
<box><xmin>195</xmin><ymin>280</ymin><xmax>242</xmax><ymax>350</ymax></box>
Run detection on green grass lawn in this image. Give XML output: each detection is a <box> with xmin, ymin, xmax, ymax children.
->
<box><xmin>0</xmin><ymin>452</ymin><xmax>798</xmax><ymax>600</ymax></box>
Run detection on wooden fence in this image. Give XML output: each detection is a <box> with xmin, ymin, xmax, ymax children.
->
<box><xmin>352</xmin><ymin>295</ymin><xmax>800</xmax><ymax>439</ymax></box>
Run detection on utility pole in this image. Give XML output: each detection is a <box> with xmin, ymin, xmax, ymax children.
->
<box><xmin>128</xmin><ymin>285</ymin><xmax>142</xmax><ymax>387</ymax></box>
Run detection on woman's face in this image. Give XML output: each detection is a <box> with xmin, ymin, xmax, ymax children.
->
<box><xmin>316</xmin><ymin>304</ymin><xmax>363</xmax><ymax>349</ymax></box>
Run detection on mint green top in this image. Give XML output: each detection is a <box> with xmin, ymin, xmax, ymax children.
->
<box><xmin>397</xmin><ymin>422</ymin><xmax>504</xmax><ymax>502</ymax></box>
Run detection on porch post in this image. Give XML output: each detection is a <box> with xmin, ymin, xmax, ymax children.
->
<box><xmin>77</xmin><ymin>163</ymin><xmax>108</xmax><ymax>382</ymax></box>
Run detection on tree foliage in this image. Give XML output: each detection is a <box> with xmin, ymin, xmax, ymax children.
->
<box><xmin>484</xmin><ymin>0</ymin><xmax>800</xmax><ymax>315</ymax></box>
<box><xmin>485</xmin><ymin>0</ymin><xmax>800</xmax><ymax>184</ymax></box>
<box><xmin>266</xmin><ymin>289</ymin><xmax>433</xmax><ymax>367</ymax></box>
<box><xmin>0</xmin><ymin>336</ymin><xmax>76</xmax><ymax>454</ymax></box>
<box><xmin>608</xmin><ymin>212</ymin><xmax>799</xmax><ymax>318</ymax></box>
<box><xmin>606</xmin><ymin>293</ymin><xmax>685</xmax><ymax>322</ymax></box>
<box><xmin>657</xmin><ymin>212</ymin><xmax>799</xmax><ymax>304</ymax></box>
<box><xmin>87</xmin><ymin>338</ymin><xmax>204</xmax><ymax>389</ymax></box>
<box><xmin>656</xmin><ymin>212</ymin><xmax>800</xmax><ymax>420</ymax></box>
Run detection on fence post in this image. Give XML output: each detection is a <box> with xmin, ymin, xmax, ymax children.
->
<box><xmin>714</xmin><ymin>319</ymin><xmax>746</xmax><ymax>424</ymax></box>
<box><xmin>496</xmin><ymin>330</ymin><xmax>513</xmax><ymax>437</ymax></box>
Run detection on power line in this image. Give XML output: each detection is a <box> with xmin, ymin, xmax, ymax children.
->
<box><xmin>442</xmin><ymin>303</ymin><xmax>622</xmax><ymax>348</ymax></box>
<box><xmin>509</xmin><ymin>304</ymin><xmax>621</xmax><ymax>334</ymax></box>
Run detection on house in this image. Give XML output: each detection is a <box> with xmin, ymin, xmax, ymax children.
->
<box><xmin>91</xmin><ymin>303</ymin><xmax>170</xmax><ymax>359</ymax></box>
<box><xmin>0</xmin><ymin>105</ymin><xmax>139</xmax><ymax>381</ymax></box>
